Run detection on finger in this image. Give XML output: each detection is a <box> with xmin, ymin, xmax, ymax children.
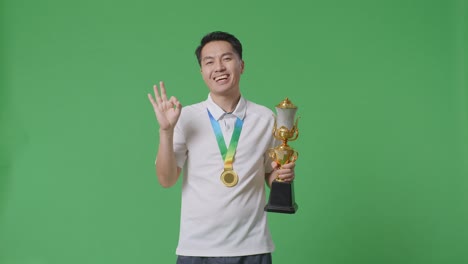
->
<box><xmin>278</xmin><ymin>173</ymin><xmax>294</xmax><ymax>181</ymax></box>
<box><xmin>169</xmin><ymin>96</ymin><xmax>183</xmax><ymax>113</ymax></box>
<box><xmin>160</xmin><ymin>81</ymin><xmax>168</xmax><ymax>101</ymax></box>
<box><xmin>169</xmin><ymin>96</ymin><xmax>178</xmax><ymax>108</ymax></box>
<box><xmin>165</xmin><ymin>100</ymin><xmax>174</xmax><ymax>110</ymax></box>
<box><xmin>169</xmin><ymin>96</ymin><xmax>179</xmax><ymax>105</ymax></box>
<box><xmin>148</xmin><ymin>93</ymin><xmax>157</xmax><ymax>106</ymax></box>
<box><xmin>153</xmin><ymin>84</ymin><xmax>162</xmax><ymax>103</ymax></box>
<box><xmin>277</xmin><ymin>170</ymin><xmax>292</xmax><ymax>177</ymax></box>
<box><xmin>148</xmin><ymin>93</ymin><xmax>164</xmax><ymax>117</ymax></box>
<box><xmin>175</xmin><ymin>99</ymin><xmax>182</xmax><ymax>113</ymax></box>
<box><xmin>282</xmin><ymin>162</ymin><xmax>296</xmax><ymax>169</ymax></box>
<box><xmin>277</xmin><ymin>174</ymin><xmax>289</xmax><ymax>181</ymax></box>
<box><xmin>276</xmin><ymin>167</ymin><xmax>291</xmax><ymax>174</ymax></box>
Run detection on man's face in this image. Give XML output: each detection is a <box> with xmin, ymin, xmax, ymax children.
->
<box><xmin>200</xmin><ymin>41</ymin><xmax>244</xmax><ymax>97</ymax></box>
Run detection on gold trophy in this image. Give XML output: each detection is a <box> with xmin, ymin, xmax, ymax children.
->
<box><xmin>265</xmin><ymin>98</ymin><xmax>299</xmax><ymax>214</ymax></box>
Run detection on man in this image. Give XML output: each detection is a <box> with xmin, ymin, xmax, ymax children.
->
<box><xmin>148</xmin><ymin>31</ymin><xmax>295</xmax><ymax>264</ymax></box>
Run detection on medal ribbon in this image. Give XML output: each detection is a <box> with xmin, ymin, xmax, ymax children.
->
<box><xmin>207</xmin><ymin>109</ymin><xmax>244</xmax><ymax>170</ymax></box>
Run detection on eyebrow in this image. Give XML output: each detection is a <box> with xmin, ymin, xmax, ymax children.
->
<box><xmin>202</xmin><ymin>52</ymin><xmax>235</xmax><ymax>62</ymax></box>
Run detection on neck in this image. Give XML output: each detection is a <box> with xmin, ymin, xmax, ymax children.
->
<box><xmin>211</xmin><ymin>93</ymin><xmax>241</xmax><ymax>113</ymax></box>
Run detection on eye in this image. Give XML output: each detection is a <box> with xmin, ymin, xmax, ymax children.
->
<box><xmin>223</xmin><ymin>57</ymin><xmax>232</xmax><ymax>61</ymax></box>
<box><xmin>205</xmin><ymin>61</ymin><xmax>213</xmax><ymax>65</ymax></box>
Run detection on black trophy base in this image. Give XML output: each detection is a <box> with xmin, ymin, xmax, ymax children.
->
<box><xmin>265</xmin><ymin>181</ymin><xmax>298</xmax><ymax>214</ymax></box>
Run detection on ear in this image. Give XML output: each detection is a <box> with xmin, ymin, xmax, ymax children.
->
<box><xmin>240</xmin><ymin>60</ymin><xmax>245</xmax><ymax>74</ymax></box>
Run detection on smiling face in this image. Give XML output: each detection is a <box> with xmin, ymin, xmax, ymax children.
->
<box><xmin>200</xmin><ymin>41</ymin><xmax>244</xmax><ymax>98</ymax></box>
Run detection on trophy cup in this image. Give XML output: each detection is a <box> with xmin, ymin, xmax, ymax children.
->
<box><xmin>265</xmin><ymin>98</ymin><xmax>299</xmax><ymax>214</ymax></box>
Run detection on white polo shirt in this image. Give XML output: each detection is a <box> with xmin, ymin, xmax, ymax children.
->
<box><xmin>173</xmin><ymin>94</ymin><xmax>276</xmax><ymax>257</ymax></box>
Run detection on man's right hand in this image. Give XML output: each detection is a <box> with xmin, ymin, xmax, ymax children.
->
<box><xmin>148</xmin><ymin>81</ymin><xmax>182</xmax><ymax>131</ymax></box>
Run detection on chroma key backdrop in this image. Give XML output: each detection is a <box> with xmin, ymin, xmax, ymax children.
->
<box><xmin>1</xmin><ymin>0</ymin><xmax>467</xmax><ymax>263</ymax></box>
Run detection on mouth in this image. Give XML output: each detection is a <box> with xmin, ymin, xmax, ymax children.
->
<box><xmin>214</xmin><ymin>74</ymin><xmax>229</xmax><ymax>82</ymax></box>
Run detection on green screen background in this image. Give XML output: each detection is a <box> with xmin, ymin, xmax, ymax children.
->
<box><xmin>1</xmin><ymin>0</ymin><xmax>467</xmax><ymax>263</ymax></box>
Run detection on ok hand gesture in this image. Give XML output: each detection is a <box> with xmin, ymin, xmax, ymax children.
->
<box><xmin>148</xmin><ymin>81</ymin><xmax>182</xmax><ymax>131</ymax></box>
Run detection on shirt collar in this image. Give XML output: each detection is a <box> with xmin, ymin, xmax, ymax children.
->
<box><xmin>206</xmin><ymin>94</ymin><xmax>247</xmax><ymax>121</ymax></box>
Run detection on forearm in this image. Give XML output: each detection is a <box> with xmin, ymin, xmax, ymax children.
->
<box><xmin>265</xmin><ymin>170</ymin><xmax>278</xmax><ymax>188</ymax></box>
<box><xmin>155</xmin><ymin>129</ymin><xmax>180</xmax><ymax>188</ymax></box>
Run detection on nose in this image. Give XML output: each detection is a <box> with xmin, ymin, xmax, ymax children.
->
<box><xmin>214</xmin><ymin>59</ymin><xmax>226</xmax><ymax>72</ymax></box>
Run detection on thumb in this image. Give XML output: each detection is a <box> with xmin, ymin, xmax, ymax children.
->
<box><xmin>271</xmin><ymin>161</ymin><xmax>279</xmax><ymax>170</ymax></box>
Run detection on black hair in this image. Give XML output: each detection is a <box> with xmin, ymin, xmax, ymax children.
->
<box><xmin>195</xmin><ymin>31</ymin><xmax>243</xmax><ymax>66</ymax></box>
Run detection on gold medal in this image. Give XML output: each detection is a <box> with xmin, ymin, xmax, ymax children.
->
<box><xmin>220</xmin><ymin>169</ymin><xmax>239</xmax><ymax>187</ymax></box>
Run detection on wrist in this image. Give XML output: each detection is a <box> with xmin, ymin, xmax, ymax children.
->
<box><xmin>159</xmin><ymin>128</ymin><xmax>174</xmax><ymax>139</ymax></box>
<box><xmin>159</xmin><ymin>127</ymin><xmax>174</xmax><ymax>133</ymax></box>
<box><xmin>267</xmin><ymin>171</ymin><xmax>278</xmax><ymax>187</ymax></box>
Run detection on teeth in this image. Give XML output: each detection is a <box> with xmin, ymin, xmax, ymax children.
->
<box><xmin>215</xmin><ymin>75</ymin><xmax>228</xmax><ymax>81</ymax></box>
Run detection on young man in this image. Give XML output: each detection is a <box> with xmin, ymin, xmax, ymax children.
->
<box><xmin>148</xmin><ymin>31</ymin><xmax>295</xmax><ymax>264</ymax></box>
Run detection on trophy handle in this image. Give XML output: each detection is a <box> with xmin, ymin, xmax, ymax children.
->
<box><xmin>272</xmin><ymin>116</ymin><xmax>283</xmax><ymax>141</ymax></box>
<box><xmin>272</xmin><ymin>116</ymin><xmax>277</xmax><ymax>135</ymax></box>
<box><xmin>289</xmin><ymin>117</ymin><xmax>300</xmax><ymax>141</ymax></box>
<box><xmin>290</xmin><ymin>150</ymin><xmax>299</xmax><ymax>163</ymax></box>
<box><xmin>268</xmin><ymin>148</ymin><xmax>277</xmax><ymax>161</ymax></box>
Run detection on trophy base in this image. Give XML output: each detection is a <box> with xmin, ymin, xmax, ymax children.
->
<box><xmin>264</xmin><ymin>181</ymin><xmax>298</xmax><ymax>214</ymax></box>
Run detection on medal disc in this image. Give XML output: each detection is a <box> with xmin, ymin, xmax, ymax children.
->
<box><xmin>221</xmin><ymin>170</ymin><xmax>239</xmax><ymax>187</ymax></box>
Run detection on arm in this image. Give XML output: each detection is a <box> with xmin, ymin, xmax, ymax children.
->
<box><xmin>155</xmin><ymin>130</ymin><xmax>182</xmax><ymax>188</ymax></box>
<box><xmin>148</xmin><ymin>81</ymin><xmax>183</xmax><ymax>188</ymax></box>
